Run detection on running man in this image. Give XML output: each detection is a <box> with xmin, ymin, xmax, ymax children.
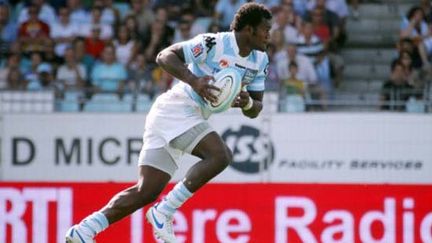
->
<box><xmin>66</xmin><ymin>3</ymin><xmax>272</xmax><ymax>242</ymax></box>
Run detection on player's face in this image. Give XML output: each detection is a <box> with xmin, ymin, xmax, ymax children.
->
<box><xmin>251</xmin><ymin>19</ymin><xmax>272</xmax><ymax>51</ymax></box>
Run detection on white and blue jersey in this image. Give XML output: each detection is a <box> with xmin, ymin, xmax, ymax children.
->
<box><xmin>173</xmin><ymin>31</ymin><xmax>269</xmax><ymax>115</ymax></box>
<box><xmin>141</xmin><ymin>32</ymin><xmax>268</xmax><ymax>158</ymax></box>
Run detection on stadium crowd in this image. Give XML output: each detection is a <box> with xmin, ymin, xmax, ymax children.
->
<box><xmin>382</xmin><ymin>0</ymin><xmax>432</xmax><ymax>112</ymax></box>
<box><xmin>0</xmin><ymin>0</ymin><xmax>430</xmax><ymax>112</ymax></box>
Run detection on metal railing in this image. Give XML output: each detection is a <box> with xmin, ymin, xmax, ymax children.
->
<box><xmin>0</xmin><ymin>89</ymin><xmax>431</xmax><ymax>114</ymax></box>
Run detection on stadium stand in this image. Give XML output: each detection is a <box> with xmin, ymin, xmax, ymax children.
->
<box><xmin>0</xmin><ymin>0</ymin><xmax>430</xmax><ymax>113</ymax></box>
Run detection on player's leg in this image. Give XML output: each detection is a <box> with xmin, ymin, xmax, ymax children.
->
<box><xmin>101</xmin><ymin>165</ymin><xmax>171</xmax><ymax>222</ymax></box>
<box><xmin>66</xmin><ymin>165</ymin><xmax>171</xmax><ymax>242</ymax></box>
<box><xmin>149</xmin><ymin>131</ymin><xmax>231</xmax><ymax>221</ymax></box>
<box><xmin>147</xmin><ymin>124</ymin><xmax>232</xmax><ymax>243</ymax></box>
<box><xmin>185</xmin><ymin>131</ymin><xmax>232</xmax><ymax>191</ymax></box>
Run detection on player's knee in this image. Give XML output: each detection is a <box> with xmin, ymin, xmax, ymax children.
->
<box><xmin>213</xmin><ymin>146</ymin><xmax>233</xmax><ymax>168</ymax></box>
<box><xmin>225</xmin><ymin>146</ymin><xmax>233</xmax><ymax>164</ymax></box>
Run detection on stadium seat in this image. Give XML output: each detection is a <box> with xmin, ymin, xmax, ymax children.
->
<box><xmin>135</xmin><ymin>94</ymin><xmax>153</xmax><ymax>112</ymax></box>
<box><xmin>406</xmin><ymin>97</ymin><xmax>426</xmax><ymax>113</ymax></box>
<box><xmin>84</xmin><ymin>93</ymin><xmax>132</xmax><ymax>112</ymax></box>
<box><xmin>58</xmin><ymin>91</ymin><xmax>83</xmax><ymax>112</ymax></box>
<box><xmin>0</xmin><ymin>91</ymin><xmax>54</xmax><ymax>113</ymax></box>
<box><xmin>283</xmin><ymin>95</ymin><xmax>306</xmax><ymax>113</ymax></box>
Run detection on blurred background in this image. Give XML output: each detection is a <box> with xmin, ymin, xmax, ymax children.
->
<box><xmin>0</xmin><ymin>0</ymin><xmax>432</xmax><ymax>242</ymax></box>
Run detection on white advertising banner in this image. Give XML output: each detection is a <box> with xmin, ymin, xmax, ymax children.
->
<box><xmin>1</xmin><ymin>113</ymin><xmax>432</xmax><ymax>183</ymax></box>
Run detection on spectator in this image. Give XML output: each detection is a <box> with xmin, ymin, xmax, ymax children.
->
<box><xmin>271</xmin><ymin>4</ymin><xmax>299</xmax><ymax>45</ymax></box>
<box><xmin>84</xmin><ymin>25</ymin><xmax>106</xmax><ymax>59</ymax></box>
<box><xmin>307</xmin><ymin>7</ymin><xmax>344</xmax><ymax>88</ymax></box>
<box><xmin>270</xmin><ymin>28</ymin><xmax>286</xmax><ymax>55</ymax></box>
<box><xmin>214</xmin><ymin>0</ymin><xmax>247</xmax><ymax>31</ymax></box>
<box><xmin>380</xmin><ymin>61</ymin><xmax>415</xmax><ymax>111</ymax></box>
<box><xmin>126</xmin><ymin>0</ymin><xmax>154</xmax><ymax>36</ymax></box>
<box><xmin>349</xmin><ymin>0</ymin><xmax>360</xmax><ymax>20</ymax></box>
<box><xmin>43</xmin><ymin>38</ymin><xmax>63</xmax><ymax>72</ymax></box>
<box><xmin>280</xmin><ymin>61</ymin><xmax>307</xmax><ymax>112</ymax></box>
<box><xmin>90</xmin><ymin>44</ymin><xmax>127</xmax><ymax>94</ymax></box>
<box><xmin>173</xmin><ymin>19</ymin><xmax>193</xmax><ymax>43</ymax></box>
<box><xmin>281</xmin><ymin>0</ymin><xmax>308</xmax><ymax>18</ymax></box>
<box><xmin>127</xmin><ymin>53</ymin><xmax>156</xmax><ymax>97</ymax></box>
<box><xmin>72</xmin><ymin>37</ymin><xmax>95</xmax><ymax>77</ymax></box>
<box><xmin>284</xmin><ymin>61</ymin><xmax>306</xmax><ymax>96</ymax></box>
<box><xmin>0</xmin><ymin>53</ymin><xmax>21</xmax><ymax>88</ymax></box>
<box><xmin>207</xmin><ymin>21</ymin><xmax>221</xmax><ymax>33</ymax></box>
<box><xmin>142</xmin><ymin>8</ymin><xmax>174</xmax><ymax>64</ymax></box>
<box><xmin>307</xmin><ymin>0</ymin><xmax>348</xmax><ymax>47</ymax></box>
<box><xmin>150</xmin><ymin>65</ymin><xmax>172</xmax><ymax>92</ymax></box>
<box><xmin>66</xmin><ymin>0</ymin><xmax>89</xmax><ymax>25</ymax></box>
<box><xmin>0</xmin><ymin>3</ymin><xmax>18</xmax><ymax>57</ymax></box>
<box><xmin>420</xmin><ymin>0</ymin><xmax>432</xmax><ymax>24</ymax></box>
<box><xmin>24</xmin><ymin>51</ymin><xmax>43</xmax><ymax>89</ymax></box>
<box><xmin>314</xmin><ymin>49</ymin><xmax>332</xmax><ymax>104</ymax></box>
<box><xmin>307</xmin><ymin>0</ymin><xmax>349</xmax><ymax>23</ymax></box>
<box><xmin>178</xmin><ymin>8</ymin><xmax>207</xmax><ymax>37</ymax></box>
<box><xmin>93</xmin><ymin>0</ymin><xmax>120</xmax><ymax>26</ymax></box>
<box><xmin>275</xmin><ymin>43</ymin><xmax>318</xmax><ymax>86</ymax></box>
<box><xmin>7</xmin><ymin>67</ymin><xmax>25</xmax><ymax>90</ymax></box>
<box><xmin>400</xmin><ymin>6</ymin><xmax>432</xmax><ymax>68</ymax></box>
<box><xmin>50</xmin><ymin>6</ymin><xmax>79</xmax><ymax>57</ymax></box>
<box><xmin>395</xmin><ymin>37</ymin><xmax>423</xmax><ymax>69</ymax></box>
<box><xmin>295</xmin><ymin>21</ymin><xmax>324</xmax><ymax>63</ymax></box>
<box><xmin>124</xmin><ymin>15</ymin><xmax>142</xmax><ymax>41</ymax></box>
<box><xmin>265</xmin><ymin>43</ymin><xmax>280</xmax><ymax>91</ymax></box>
<box><xmin>27</xmin><ymin>62</ymin><xmax>56</xmax><ymax>90</ymax></box>
<box><xmin>79</xmin><ymin>7</ymin><xmax>113</xmax><ymax>40</ymax></box>
<box><xmin>193</xmin><ymin>0</ymin><xmax>218</xmax><ymax>17</ymax></box>
<box><xmin>255</xmin><ymin>0</ymin><xmax>281</xmax><ymax>10</ymax></box>
<box><xmin>17</xmin><ymin>0</ymin><xmax>56</xmax><ymax>25</ymax></box>
<box><xmin>304</xmin><ymin>2</ymin><xmax>341</xmax><ymax>49</ymax></box>
<box><xmin>56</xmin><ymin>47</ymin><xmax>86</xmax><ymax>90</ymax></box>
<box><xmin>113</xmin><ymin>24</ymin><xmax>140</xmax><ymax>67</ymax></box>
<box><xmin>310</xmin><ymin>7</ymin><xmax>331</xmax><ymax>44</ymax></box>
<box><xmin>18</xmin><ymin>5</ymin><xmax>50</xmax><ymax>53</ymax></box>
<box><xmin>152</xmin><ymin>0</ymin><xmax>192</xmax><ymax>22</ymax></box>
<box><xmin>398</xmin><ymin>51</ymin><xmax>415</xmax><ymax>77</ymax></box>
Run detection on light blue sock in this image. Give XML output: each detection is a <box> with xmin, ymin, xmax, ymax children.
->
<box><xmin>156</xmin><ymin>181</ymin><xmax>193</xmax><ymax>217</ymax></box>
<box><xmin>78</xmin><ymin>211</ymin><xmax>109</xmax><ymax>238</ymax></box>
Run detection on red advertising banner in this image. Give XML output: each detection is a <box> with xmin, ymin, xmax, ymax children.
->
<box><xmin>1</xmin><ymin>182</ymin><xmax>432</xmax><ymax>243</ymax></box>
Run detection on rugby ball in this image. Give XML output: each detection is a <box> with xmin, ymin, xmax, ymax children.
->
<box><xmin>207</xmin><ymin>67</ymin><xmax>242</xmax><ymax>113</ymax></box>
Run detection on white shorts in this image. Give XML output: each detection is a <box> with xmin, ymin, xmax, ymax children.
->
<box><xmin>137</xmin><ymin>87</ymin><xmax>214</xmax><ymax>175</ymax></box>
<box><xmin>138</xmin><ymin>122</ymin><xmax>213</xmax><ymax>176</ymax></box>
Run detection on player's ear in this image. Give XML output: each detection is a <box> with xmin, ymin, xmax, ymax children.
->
<box><xmin>245</xmin><ymin>25</ymin><xmax>254</xmax><ymax>35</ymax></box>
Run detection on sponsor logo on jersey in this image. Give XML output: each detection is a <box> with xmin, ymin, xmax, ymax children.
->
<box><xmin>192</xmin><ymin>43</ymin><xmax>204</xmax><ymax>58</ymax></box>
<box><xmin>219</xmin><ymin>59</ymin><xmax>229</xmax><ymax>68</ymax></box>
<box><xmin>242</xmin><ymin>68</ymin><xmax>258</xmax><ymax>85</ymax></box>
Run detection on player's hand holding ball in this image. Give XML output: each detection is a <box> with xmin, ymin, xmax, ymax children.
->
<box><xmin>200</xmin><ymin>67</ymin><xmax>242</xmax><ymax>113</ymax></box>
<box><xmin>191</xmin><ymin>75</ymin><xmax>220</xmax><ymax>104</ymax></box>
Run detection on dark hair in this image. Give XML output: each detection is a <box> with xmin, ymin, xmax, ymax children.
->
<box><xmin>230</xmin><ymin>3</ymin><xmax>272</xmax><ymax>31</ymax></box>
<box><xmin>289</xmin><ymin>61</ymin><xmax>298</xmax><ymax>68</ymax></box>
<box><xmin>391</xmin><ymin>60</ymin><xmax>403</xmax><ymax>72</ymax></box>
<box><xmin>406</xmin><ymin>6</ymin><xmax>423</xmax><ymax>20</ymax></box>
<box><xmin>399</xmin><ymin>37</ymin><xmax>414</xmax><ymax>45</ymax></box>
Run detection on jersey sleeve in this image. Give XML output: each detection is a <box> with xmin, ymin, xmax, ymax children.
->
<box><xmin>247</xmin><ymin>53</ymin><xmax>269</xmax><ymax>92</ymax></box>
<box><xmin>181</xmin><ymin>33</ymin><xmax>216</xmax><ymax>64</ymax></box>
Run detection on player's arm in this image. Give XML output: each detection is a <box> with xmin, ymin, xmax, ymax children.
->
<box><xmin>232</xmin><ymin>90</ymin><xmax>263</xmax><ymax>119</ymax></box>
<box><xmin>156</xmin><ymin>43</ymin><xmax>219</xmax><ymax>103</ymax></box>
<box><xmin>232</xmin><ymin>54</ymin><xmax>268</xmax><ymax>119</ymax></box>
